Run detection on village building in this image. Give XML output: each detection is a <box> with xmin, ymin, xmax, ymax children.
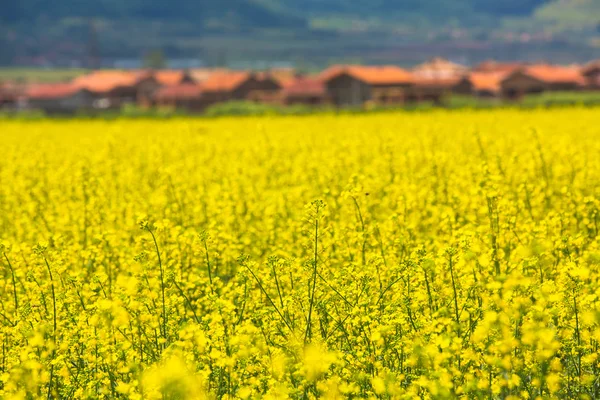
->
<box><xmin>320</xmin><ymin>65</ymin><xmax>414</xmax><ymax>107</ymax></box>
<box><xmin>412</xmin><ymin>57</ymin><xmax>468</xmax><ymax>79</ymax></box>
<box><xmin>409</xmin><ymin>77</ymin><xmax>461</xmax><ymax>103</ymax></box>
<box><xmin>263</xmin><ymin>68</ymin><xmax>299</xmax><ymax>87</ymax></box>
<box><xmin>10</xmin><ymin>57</ymin><xmax>600</xmax><ymax>115</ymax></box>
<box><xmin>585</xmin><ymin>74</ymin><xmax>600</xmax><ymax>90</ymax></box>
<box><xmin>201</xmin><ymin>71</ymin><xmax>282</xmax><ymax>105</ymax></box>
<box><xmin>280</xmin><ymin>77</ymin><xmax>329</xmax><ymax>106</ymax></box>
<box><xmin>25</xmin><ymin>83</ymin><xmax>95</xmax><ymax>114</ymax></box>
<box><xmin>500</xmin><ymin>65</ymin><xmax>586</xmax><ymax>99</ymax></box>
<box><xmin>154</xmin><ymin>83</ymin><xmax>205</xmax><ymax>112</ymax></box>
<box><xmin>130</xmin><ymin>70</ymin><xmax>197</xmax><ymax>107</ymax></box>
<box><xmin>0</xmin><ymin>82</ymin><xmax>23</xmax><ymax>110</ymax></box>
<box><xmin>153</xmin><ymin>70</ymin><xmax>195</xmax><ymax>86</ymax></box>
<box><xmin>188</xmin><ymin>68</ymin><xmax>230</xmax><ymax>84</ymax></box>
<box><xmin>74</xmin><ymin>70</ymin><xmax>160</xmax><ymax>109</ymax></box>
<box><xmin>453</xmin><ymin>72</ymin><xmax>508</xmax><ymax>98</ymax></box>
<box><xmin>582</xmin><ymin>61</ymin><xmax>600</xmax><ymax>89</ymax></box>
<box><xmin>246</xmin><ymin>72</ymin><xmax>289</xmax><ymax>103</ymax></box>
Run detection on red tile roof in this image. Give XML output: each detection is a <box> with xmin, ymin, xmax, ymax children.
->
<box><xmin>255</xmin><ymin>71</ymin><xmax>288</xmax><ymax>87</ymax></box>
<box><xmin>522</xmin><ymin>65</ymin><xmax>586</xmax><ymax>85</ymax></box>
<box><xmin>201</xmin><ymin>71</ymin><xmax>253</xmax><ymax>92</ymax></box>
<box><xmin>466</xmin><ymin>72</ymin><xmax>509</xmax><ymax>93</ymax></box>
<box><xmin>188</xmin><ymin>68</ymin><xmax>229</xmax><ymax>83</ymax></box>
<box><xmin>320</xmin><ymin>65</ymin><xmax>414</xmax><ymax>85</ymax></box>
<box><xmin>282</xmin><ymin>78</ymin><xmax>326</xmax><ymax>98</ymax></box>
<box><xmin>26</xmin><ymin>83</ymin><xmax>85</xmax><ymax>100</ymax></box>
<box><xmin>154</xmin><ymin>83</ymin><xmax>203</xmax><ymax>100</ymax></box>
<box><xmin>318</xmin><ymin>65</ymin><xmax>346</xmax><ymax>82</ymax></box>
<box><xmin>582</xmin><ymin>60</ymin><xmax>600</xmax><ymax>75</ymax></box>
<box><xmin>261</xmin><ymin>68</ymin><xmax>297</xmax><ymax>86</ymax></box>
<box><xmin>74</xmin><ymin>70</ymin><xmax>153</xmax><ymax>93</ymax></box>
<box><xmin>153</xmin><ymin>70</ymin><xmax>190</xmax><ymax>86</ymax></box>
<box><xmin>253</xmin><ymin>72</ymin><xmax>285</xmax><ymax>90</ymax></box>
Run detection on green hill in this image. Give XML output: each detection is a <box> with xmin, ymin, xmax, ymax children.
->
<box><xmin>534</xmin><ymin>0</ymin><xmax>600</xmax><ymax>30</ymax></box>
<box><xmin>2</xmin><ymin>0</ymin><xmax>305</xmax><ymax>29</ymax></box>
<box><xmin>1</xmin><ymin>0</ymin><xmax>598</xmax><ymax>66</ymax></box>
<box><xmin>5</xmin><ymin>0</ymin><xmax>593</xmax><ymax>32</ymax></box>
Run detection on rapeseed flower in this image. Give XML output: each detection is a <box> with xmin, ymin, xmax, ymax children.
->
<box><xmin>0</xmin><ymin>109</ymin><xmax>599</xmax><ymax>398</ymax></box>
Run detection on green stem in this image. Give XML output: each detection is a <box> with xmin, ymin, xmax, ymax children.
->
<box><xmin>43</xmin><ymin>256</ymin><xmax>57</xmax><ymax>338</ymax></box>
<box><xmin>173</xmin><ymin>280</ymin><xmax>200</xmax><ymax>324</ymax></box>
<box><xmin>242</xmin><ymin>262</ymin><xmax>293</xmax><ymax>335</ymax></box>
<box><xmin>448</xmin><ymin>254</ymin><xmax>460</xmax><ymax>327</ymax></box>
<box><xmin>305</xmin><ymin>218</ymin><xmax>319</xmax><ymax>343</ymax></box>
<box><xmin>43</xmin><ymin>256</ymin><xmax>57</xmax><ymax>399</ymax></box>
<box><xmin>352</xmin><ymin>197</ymin><xmax>367</xmax><ymax>266</ymax></box>
<box><xmin>148</xmin><ymin>229</ymin><xmax>167</xmax><ymax>344</ymax></box>
<box><xmin>3</xmin><ymin>253</ymin><xmax>18</xmax><ymax>316</ymax></box>
<box><xmin>203</xmin><ymin>239</ymin><xmax>214</xmax><ymax>292</ymax></box>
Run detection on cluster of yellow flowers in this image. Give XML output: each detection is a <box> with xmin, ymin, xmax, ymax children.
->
<box><xmin>1</xmin><ymin>108</ymin><xmax>599</xmax><ymax>399</ymax></box>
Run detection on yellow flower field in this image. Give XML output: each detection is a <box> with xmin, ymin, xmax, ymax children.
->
<box><xmin>1</xmin><ymin>108</ymin><xmax>600</xmax><ymax>399</ymax></box>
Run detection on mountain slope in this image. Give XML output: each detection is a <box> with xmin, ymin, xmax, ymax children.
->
<box><xmin>535</xmin><ymin>0</ymin><xmax>600</xmax><ymax>29</ymax></box>
<box><xmin>1</xmin><ymin>0</ymin><xmax>598</xmax><ymax>66</ymax></box>
<box><xmin>1</xmin><ymin>0</ymin><xmax>306</xmax><ymax>29</ymax></box>
<box><xmin>270</xmin><ymin>0</ymin><xmax>551</xmax><ymax>20</ymax></box>
<box><xmin>1</xmin><ymin>0</ymin><xmax>559</xmax><ymax>27</ymax></box>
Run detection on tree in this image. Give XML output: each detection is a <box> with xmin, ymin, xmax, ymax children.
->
<box><xmin>143</xmin><ymin>49</ymin><xmax>167</xmax><ymax>69</ymax></box>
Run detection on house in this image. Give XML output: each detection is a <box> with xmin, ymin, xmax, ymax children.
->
<box><xmin>409</xmin><ymin>77</ymin><xmax>461</xmax><ymax>103</ymax></box>
<box><xmin>25</xmin><ymin>83</ymin><xmax>95</xmax><ymax>114</ymax></box>
<box><xmin>587</xmin><ymin>76</ymin><xmax>600</xmax><ymax>90</ymax></box>
<box><xmin>188</xmin><ymin>68</ymin><xmax>229</xmax><ymax>84</ymax></box>
<box><xmin>454</xmin><ymin>72</ymin><xmax>508</xmax><ymax>98</ymax></box>
<box><xmin>281</xmin><ymin>77</ymin><xmax>329</xmax><ymax>106</ymax></box>
<box><xmin>134</xmin><ymin>70</ymin><xmax>197</xmax><ymax>107</ymax></box>
<box><xmin>74</xmin><ymin>70</ymin><xmax>160</xmax><ymax>108</ymax></box>
<box><xmin>201</xmin><ymin>71</ymin><xmax>281</xmax><ymax>105</ymax></box>
<box><xmin>320</xmin><ymin>65</ymin><xmax>414</xmax><ymax>107</ymax></box>
<box><xmin>153</xmin><ymin>70</ymin><xmax>195</xmax><ymax>86</ymax></box>
<box><xmin>0</xmin><ymin>82</ymin><xmax>23</xmax><ymax>109</ymax></box>
<box><xmin>247</xmin><ymin>72</ymin><xmax>286</xmax><ymax>103</ymax></box>
<box><xmin>412</xmin><ymin>57</ymin><xmax>468</xmax><ymax>79</ymax></box>
<box><xmin>263</xmin><ymin>68</ymin><xmax>298</xmax><ymax>87</ymax></box>
<box><xmin>154</xmin><ymin>83</ymin><xmax>205</xmax><ymax>112</ymax></box>
<box><xmin>501</xmin><ymin>65</ymin><xmax>586</xmax><ymax>99</ymax></box>
<box><xmin>582</xmin><ymin>61</ymin><xmax>600</xmax><ymax>89</ymax></box>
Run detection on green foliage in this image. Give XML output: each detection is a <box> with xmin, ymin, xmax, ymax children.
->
<box><xmin>5</xmin><ymin>0</ymin><xmax>306</xmax><ymax>29</ymax></box>
<box><xmin>521</xmin><ymin>91</ymin><xmax>600</xmax><ymax>107</ymax></box>
<box><xmin>444</xmin><ymin>93</ymin><xmax>600</xmax><ymax>110</ymax></box>
<box><xmin>203</xmin><ymin>101</ymin><xmax>321</xmax><ymax>117</ymax></box>
<box><xmin>3</xmin><ymin>93</ymin><xmax>600</xmax><ymax>121</ymax></box>
<box><xmin>1</xmin><ymin>0</ymin><xmax>585</xmax><ymax>33</ymax></box>
<box><xmin>445</xmin><ymin>95</ymin><xmax>501</xmax><ymax>109</ymax></box>
<box><xmin>278</xmin><ymin>0</ymin><xmax>550</xmax><ymax>19</ymax></box>
<box><xmin>2</xmin><ymin>1</ymin><xmax>598</xmax><ymax>67</ymax></box>
<box><xmin>534</xmin><ymin>0</ymin><xmax>600</xmax><ymax>28</ymax></box>
<box><xmin>143</xmin><ymin>50</ymin><xmax>167</xmax><ymax>69</ymax></box>
<box><xmin>0</xmin><ymin>68</ymin><xmax>88</xmax><ymax>83</ymax></box>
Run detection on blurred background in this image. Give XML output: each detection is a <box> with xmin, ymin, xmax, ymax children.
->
<box><xmin>1</xmin><ymin>0</ymin><xmax>599</xmax><ymax>71</ymax></box>
<box><xmin>1</xmin><ymin>0</ymin><xmax>599</xmax><ymax>116</ymax></box>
